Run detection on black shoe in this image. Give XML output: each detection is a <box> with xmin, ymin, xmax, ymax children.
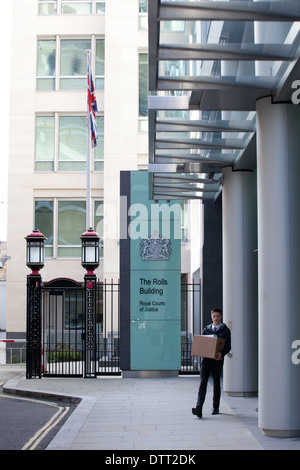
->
<box><xmin>211</xmin><ymin>408</ymin><xmax>219</xmax><ymax>415</ymax></box>
<box><xmin>192</xmin><ymin>407</ymin><xmax>202</xmax><ymax>418</ymax></box>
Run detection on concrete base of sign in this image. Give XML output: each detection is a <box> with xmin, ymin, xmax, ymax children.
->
<box><xmin>122</xmin><ymin>370</ymin><xmax>179</xmax><ymax>378</ymax></box>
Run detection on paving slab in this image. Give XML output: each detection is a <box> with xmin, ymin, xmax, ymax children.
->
<box><xmin>2</xmin><ymin>367</ymin><xmax>300</xmax><ymax>451</ymax></box>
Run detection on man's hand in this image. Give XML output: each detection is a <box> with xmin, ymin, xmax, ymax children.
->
<box><xmin>215</xmin><ymin>352</ymin><xmax>223</xmax><ymax>361</ymax></box>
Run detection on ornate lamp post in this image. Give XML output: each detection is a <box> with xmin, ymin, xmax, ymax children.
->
<box><xmin>25</xmin><ymin>229</ymin><xmax>46</xmax><ymax>379</ymax></box>
<box><xmin>25</xmin><ymin>229</ymin><xmax>46</xmax><ymax>275</ymax></box>
<box><xmin>80</xmin><ymin>228</ymin><xmax>100</xmax><ymax>275</ymax></box>
<box><xmin>80</xmin><ymin>228</ymin><xmax>100</xmax><ymax>378</ymax></box>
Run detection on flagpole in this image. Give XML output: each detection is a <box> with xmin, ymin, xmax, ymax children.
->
<box><xmin>86</xmin><ymin>49</ymin><xmax>92</xmax><ymax>230</ymax></box>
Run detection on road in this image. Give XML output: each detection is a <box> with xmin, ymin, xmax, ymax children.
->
<box><xmin>0</xmin><ymin>367</ymin><xmax>76</xmax><ymax>450</ymax></box>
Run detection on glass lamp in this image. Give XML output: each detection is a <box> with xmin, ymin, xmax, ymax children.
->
<box><xmin>80</xmin><ymin>228</ymin><xmax>100</xmax><ymax>274</ymax></box>
<box><xmin>25</xmin><ymin>229</ymin><xmax>46</xmax><ymax>274</ymax></box>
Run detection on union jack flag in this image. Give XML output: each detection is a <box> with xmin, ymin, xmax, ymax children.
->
<box><xmin>87</xmin><ymin>53</ymin><xmax>98</xmax><ymax>147</ymax></box>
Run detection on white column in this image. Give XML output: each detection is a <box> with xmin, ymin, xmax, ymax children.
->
<box><xmin>222</xmin><ymin>167</ymin><xmax>258</xmax><ymax>396</ymax></box>
<box><xmin>256</xmin><ymin>97</ymin><xmax>300</xmax><ymax>437</ymax></box>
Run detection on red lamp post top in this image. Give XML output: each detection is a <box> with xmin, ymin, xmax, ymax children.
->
<box><xmin>80</xmin><ymin>228</ymin><xmax>99</xmax><ymax>239</ymax></box>
<box><xmin>25</xmin><ymin>228</ymin><xmax>46</xmax><ymax>240</ymax></box>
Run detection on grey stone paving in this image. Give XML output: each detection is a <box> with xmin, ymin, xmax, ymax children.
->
<box><xmin>3</xmin><ymin>367</ymin><xmax>300</xmax><ymax>451</ymax></box>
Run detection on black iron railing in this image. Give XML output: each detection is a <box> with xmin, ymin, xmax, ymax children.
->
<box><xmin>27</xmin><ymin>278</ymin><xmax>200</xmax><ymax>377</ymax></box>
<box><xmin>180</xmin><ymin>280</ymin><xmax>201</xmax><ymax>375</ymax></box>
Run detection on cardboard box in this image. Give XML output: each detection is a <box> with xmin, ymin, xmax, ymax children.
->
<box><xmin>191</xmin><ymin>335</ymin><xmax>225</xmax><ymax>359</ymax></box>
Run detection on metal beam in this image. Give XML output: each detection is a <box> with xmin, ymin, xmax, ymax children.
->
<box><xmin>152</xmin><ymin>191</ymin><xmax>217</xmax><ymax>200</ymax></box>
<box><xmin>148</xmin><ymin>95</ymin><xmax>190</xmax><ymax>110</ymax></box>
<box><xmin>152</xmin><ymin>156</ymin><xmax>233</xmax><ymax>166</ymax></box>
<box><xmin>159</xmin><ymin>2</ymin><xmax>300</xmax><ymax>22</ymax></box>
<box><xmin>155</xmin><ymin>137</ymin><xmax>245</xmax><ymax>150</ymax></box>
<box><xmin>154</xmin><ymin>174</ymin><xmax>220</xmax><ymax>185</ymax></box>
<box><xmin>158</xmin><ymin>43</ymin><xmax>295</xmax><ymax>62</ymax></box>
<box><xmin>148</xmin><ymin>0</ymin><xmax>300</xmax><ymax>203</ymax></box>
<box><xmin>155</xmin><ymin>119</ymin><xmax>256</xmax><ymax>133</ymax></box>
<box><xmin>157</xmin><ymin>75</ymin><xmax>277</xmax><ymax>91</ymax></box>
<box><xmin>153</xmin><ymin>183</ymin><xmax>220</xmax><ymax>193</ymax></box>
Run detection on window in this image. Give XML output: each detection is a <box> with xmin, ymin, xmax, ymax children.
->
<box><xmin>94</xmin><ymin>117</ymin><xmax>104</xmax><ymax>171</ymax></box>
<box><xmin>37</xmin><ymin>40</ymin><xmax>56</xmax><ymax>90</ymax></box>
<box><xmin>60</xmin><ymin>39</ymin><xmax>90</xmax><ymax>90</ymax></box>
<box><xmin>35</xmin><ymin>116</ymin><xmax>55</xmax><ymax>171</ymax></box>
<box><xmin>95</xmin><ymin>39</ymin><xmax>105</xmax><ymax>90</ymax></box>
<box><xmin>38</xmin><ymin>0</ymin><xmax>105</xmax><ymax>15</ymax></box>
<box><xmin>35</xmin><ymin>201</ymin><xmax>54</xmax><ymax>257</ymax></box>
<box><xmin>96</xmin><ymin>1</ymin><xmax>105</xmax><ymax>14</ymax></box>
<box><xmin>139</xmin><ymin>0</ymin><xmax>148</xmax><ymax>31</ymax></box>
<box><xmin>61</xmin><ymin>1</ymin><xmax>92</xmax><ymax>14</ymax></box>
<box><xmin>58</xmin><ymin>201</ymin><xmax>86</xmax><ymax>257</ymax></box>
<box><xmin>94</xmin><ymin>200</ymin><xmax>104</xmax><ymax>239</ymax></box>
<box><xmin>59</xmin><ymin>116</ymin><xmax>86</xmax><ymax>170</ymax></box>
<box><xmin>35</xmin><ymin>199</ymin><xmax>104</xmax><ymax>258</ymax></box>
<box><xmin>35</xmin><ymin>114</ymin><xmax>104</xmax><ymax>172</ymax></box>
<box><xmin>37</xmin><ymin>38</ymin><xmax>105</xmax><ymax>91</ymax></box>
<box><xmin>181</xmin><ymin>201</ymin><xmax>188</xmax><ymax>242</ymax></box>
<box><xmin>38</xmin><ymin>1</ymin><xmax>57</xmax><ymax>14</ymax></box>
<box><xmin>139</xmin><ymin>53</ymin><xmax>148</xmax><ymax>132</ymax></box>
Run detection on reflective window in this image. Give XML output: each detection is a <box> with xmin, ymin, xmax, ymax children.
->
<box><xmin>139</xmin><ymin>53</ymin><xmax>148</xmax><ymax>117</ymax></box>
<box><xmin>38</xmin><ymin>0</ymin><xmax>57</xmax><ymax>15</ymax></box>
<box><xmin>61</xmin><ymin>1</ymin><xmax>92</xmax><ymax>15</ymax></box>
<box><xmin>96</xmin><ymin>1</ymin><xmax>105</xmax><ymax>14</ymax></box>
<box><xmin>35</xmin><ymin>201</ymin><xmax>54</xmax><ymax>258</ymax></box>
<box><xmin>35</xmin><ymin>116</ymin><xmax>55</xmax><ymax>171</ymax></box>
<box><xmin>38</xmin><ymin>0</ymin><xmax>105</xmax><ymax>15</ymax></box>
<box><xmin>37</xmin><ymin>38</ymin><xmax>104</xmax><ymax>91</ymax></box>
<box><xmin>94</xmin><ymin>200</ymin><xmax>104</xmax><ymax>257</ymax></box>
<box><xmin>35</xmin><ymin>199</ymin><xmax>103</xmax><ymax>258</ymax></box>
<box><xmin>59</xmin><ymin>116</ymin><xmax>86</xmax><ymax>170</ymax></box>
<box><xmin>58</xmin><ymin>201</ymin><xmax>86</xmax><ymax>257</ymax></box>
<box><xmin>37</xmin><ymin>40</ymin><xmax>56</xmax><ymax>90</ymax></box>
<box><xmin>94</xmin><ymin>116</ymin><xmax>104</xmax><ymax>171</ymax></box>
<box><xmin>95</xmin><ymin>39</ymin><xmax>105</xmax><ymax>90</ymax></box>
<box><xmin>35</xmin><ymin>114</ymin><xmax>104</xmax><ymax>172</ymax></box>
<box><xmin>60</xmin><ymin>39</ymin><xmax>90</xmax><ymax>90</ymax></box>
<box><xmin>139</xmin><ymin>0</ymin><xmax>148</xmax><ymax>31</ymax></box>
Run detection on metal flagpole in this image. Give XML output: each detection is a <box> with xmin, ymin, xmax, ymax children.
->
<box><xmin>86</xmin><ymin>49</ymin><xmax>92</xmax><ymax>230</ymax></box>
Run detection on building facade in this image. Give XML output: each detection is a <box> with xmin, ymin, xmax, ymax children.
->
<box><xmin>6</xmin><ymin>1</ymin><xmax>200</xmax><ymax>345</ymax></box>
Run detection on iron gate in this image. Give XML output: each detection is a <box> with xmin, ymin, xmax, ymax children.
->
<box><xmin>26</xmin><ymin>277</ymin><xmax>200</xmax><ymax>378</ymax></box>
<box><xmin>26</xmin><ymin>277</ymin><xmax>120</xmax><ymax>378</ymax></box>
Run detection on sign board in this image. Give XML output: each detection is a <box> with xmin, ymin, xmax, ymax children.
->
<box><xmin>129</xmin><ymin>171</ymin><xmax>181</xmax><ymax>371</ymax></box>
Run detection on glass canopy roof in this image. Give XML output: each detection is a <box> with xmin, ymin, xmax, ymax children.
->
<box><xmin>148</xmin><ymin>0</ymin><xmax>300</xmax><ymax>200</ymax></box>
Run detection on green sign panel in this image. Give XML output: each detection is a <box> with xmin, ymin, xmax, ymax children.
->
<box><xmin>129</xmin><ymin>171</ymin><xmax>181</xmax><ymax>371</ymax></box>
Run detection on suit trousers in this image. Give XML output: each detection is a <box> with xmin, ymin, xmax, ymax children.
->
<box><xmin>196</xmin><ymin>358</ymin><xmax>223</xmax><ymax>412</ymax></box>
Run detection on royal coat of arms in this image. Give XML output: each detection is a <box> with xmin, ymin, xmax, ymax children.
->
<box><xmin>140</xmin><ymin>236</ymin><xmax>172</xmax><ymax>261</ymax></box>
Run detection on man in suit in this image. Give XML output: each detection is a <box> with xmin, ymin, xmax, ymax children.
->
<box><xmin>192</xmin><ymin>307</ymin><xmax>231</xmax><ymax>418</ymax></box>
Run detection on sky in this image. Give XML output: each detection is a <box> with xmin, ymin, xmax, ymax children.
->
<box><xmin>0</xmin><ymin>5</ymin><xmax>12</xmax><ymax>241</ymax></box>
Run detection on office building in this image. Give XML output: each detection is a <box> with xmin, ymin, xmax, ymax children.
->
<box><xmin>148</xmin><ymin>0</ymin><xmax>300</xmax><ymax>437</ymax></box>
<box><xmin>6</xmin><ymin>1</ymin><xmax>199</xmax><ymax>355</ymax></box>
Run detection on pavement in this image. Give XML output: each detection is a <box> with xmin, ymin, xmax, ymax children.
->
<box><xmin>2</xmin><ymin>365</ymin><xmax>300</xmax><ymax>452</ymax></box>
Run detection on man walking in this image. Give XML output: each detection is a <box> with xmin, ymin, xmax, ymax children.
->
<box><xmin>192</xmin><ymin>307</ymin><xmax>231</xmax><ymax>418</ymax></box>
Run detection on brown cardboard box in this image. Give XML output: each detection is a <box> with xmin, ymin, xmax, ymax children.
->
<box><xmin>191</xmin><ymin>335</ymin><xmax>225</xmax><ymax>359</ymax></box>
